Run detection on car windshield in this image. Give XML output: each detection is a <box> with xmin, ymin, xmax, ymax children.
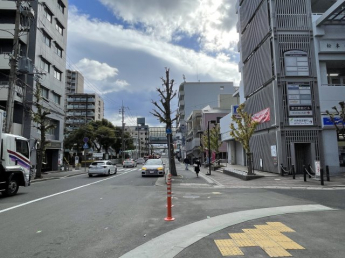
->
<box><xmin>145</xmin><ymin>159</ymin><xmax>163</xmax><ymax>165</ymax></box>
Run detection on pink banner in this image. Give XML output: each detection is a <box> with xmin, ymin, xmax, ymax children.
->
<box><xmin>252</xmin><ymin>108</ymin><xmax>270</xmax><ymax>124</ymax></box>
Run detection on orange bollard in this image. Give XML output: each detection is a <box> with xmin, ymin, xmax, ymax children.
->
<box><xmin>164</xmin><ymin>173</ymin><xmax>175</xmax><ymax>221</ymax></box>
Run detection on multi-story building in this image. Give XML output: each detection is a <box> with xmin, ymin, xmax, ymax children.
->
<box><xmin>177</xmin><ymin>81</ymin><xmax>236</xmax><ymax>158</ymax></box>
<box><xmin>221</xmin><ymin>0</ymin><xmax>345</xmax><ymax>174</ymax></box>
<box><xmin>125</xmin><ymin>125</ymin><xmax>149</xmax><ymax>157</ymax></box>
<box><xmin>65</xmin><ymin>93</ymin><xmax>104</xmax><ymax>134</ymax></box>
<box><xmin>0</xmin><ymin>0</ymin><xmax>68</xmax><ymax>171</ymax></box>
<box><xmin>65</xmin><ymin>69</ymin><xmax>84</xmax><ymax>110</ymax></box>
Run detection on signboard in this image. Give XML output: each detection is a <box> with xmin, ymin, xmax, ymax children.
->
<box><xmin>252</xmin><ymin>108</ymin><xmax>270</xmax><ymax>124</ymax></box>
<box><xmin>289</xmin><ymin>117</ymin><xmax>314</xmax><ymax>126</ymax></box>
<box><xmin>166</xmin><ymin>128</ymin><xmax>172</xmax><ymax>134</ymax></box>
<box><xmin>75</xmin><ymin>156</ymin><xmax>79</xmax><ymax>165</ymax></box>
<box><xmin>320</xmin><ymin>40</ymin><xmax>345</xmax><ymax>53</ymax></box>
<box><xmin>323</xmin><ymin>116</ymin><xmax>345</xmax><ymax>126</ymax></box>
<box><xmin>83</xmin><ymin>137</ymin><xmax>89</xmax><ymax>143</ymax></box>
<box><xmin>93</xmin><ymin>153</ymin><xmax>103</xmax><ymax>158</ymax></box>
<box><xmin>284</xmin><ymin>50</ymin><xmax>309</xmax><ymax>76</ymax></box>
<box><xmin>287</xmin><ymin>83</ymin><xmax>313</xmax><ymax>117</ymax></box>
<box><xmin>46</xmin><ymin>141</ymin><xmax>62</xmax><ymax>149</ymax></box>
<box><xmin>271</xmin><ymin>145</ymin><xmax>277</xmax><ymax>157</ymax></box>
<box><xmin>83</xmin><ymin>143</ymin><xmax>89</xmax><ymax>149</ymax></box>
<box><xmin>315</xmin><ymin>160</ymin><xmax>320</xmax><ymax>177</ymax></box>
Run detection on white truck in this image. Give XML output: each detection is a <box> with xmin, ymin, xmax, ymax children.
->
<box><xmin>0</xmin><ymin>110</ymin><xmax>31</xmax><ymax>196</ymax></box>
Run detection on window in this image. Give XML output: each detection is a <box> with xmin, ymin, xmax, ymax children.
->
<box><xmin>16</xmin><ymin>139</ymin><xmax>29</xmax><ymax>159</ymax></box>
<box><xmin>57</xmin><ymin>0</ymin><xmax>65</xmax><ymax>14</ymax></box>
<box><xmin>54</xmin><ymin>68</ymin><xmax>62</xmax><ymax>81</ymax></box>
<box><xmin>55</xmin><ymin>43</ymin><xmax>63</xmax><ymax>57</ymax></box>
<box><xmin>40</xmin><ymin>58</ymin><xmax>50</xmax><ymax>73</ymax></box>
<box><xmin>43</xmin><ymin>32</ymin><xmax>51</xmax><ymax>47</ymax></box>
<box><xmin>55</xmin><ymin>21</ymin><xmax>63</xmax><ymax>35</ymax></box>
<box><xmin>52</xmin><ymin>92</ymin><xmax>61</xmax><ymax>104</ymax></box>
<box><xmin>44</xmin><ymin>8</ymin><xmax>52</xmax><ymax>22</ymax></box>
<box><xmin>41</xmin><ymin>86</ymin><xmax>49</xmax><ymax>99</ymax></box>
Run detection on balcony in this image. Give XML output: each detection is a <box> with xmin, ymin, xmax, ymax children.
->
<box><xmin>67</xmin><ymin>98</ymin><xmax>95</xmax><ymax>103</ymax></box>
<box><xmin>67</xmin><ymin>105</ymin><xmax>95</xmax><ymax>109</ymax></box>
<box><xmin>179</xmin><ymin>99</ymin><xmax>185</xmax><ymax>106</ymax></box>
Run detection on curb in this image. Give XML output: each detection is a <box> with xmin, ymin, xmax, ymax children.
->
<box><xmin>31</xmin><ymin>172</ymin><xmax>87</xmax><ymax>183</ymax></box>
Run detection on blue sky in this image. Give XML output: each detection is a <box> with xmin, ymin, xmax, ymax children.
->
<box><xmin>66</xmin><ymin>0</ymin><xmax>240</xmax><ymax>127</ymax></box>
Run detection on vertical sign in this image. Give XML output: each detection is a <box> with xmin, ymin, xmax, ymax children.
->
<box><xmin>315</xmin><ymin>161</ymin><xmax>320</xmax><ymax>177</ymax></box>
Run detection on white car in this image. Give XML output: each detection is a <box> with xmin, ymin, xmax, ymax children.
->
<box><xmin>141</xmin><ymin>159</ymin><xmax>165</xmax><ymax>177</ymax></box>
<box><xmin>136</xmin><ymin>158</ymin><xmax>145</xmax><ymax>164</ymax></box>
<box><xmin>123</xmin><ymin>159</ymin><xmax>137</xmax><ymax>168</ymax></box>
<box><xmin>88</xmin><ymin>160</ymin><xmax>117</xmax><ymax>177</ymax></box>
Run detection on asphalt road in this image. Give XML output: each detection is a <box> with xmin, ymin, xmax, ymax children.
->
<box><xmin>0</xmin><ymin>165</ymin><xmax>344</xmax><ymax>258</ymax></box>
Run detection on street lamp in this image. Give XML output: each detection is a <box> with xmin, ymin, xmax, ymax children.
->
<box><xmin>207</xmin><ymin>120</ymin><xmax>216</xmax><ymax>175</ymax></box>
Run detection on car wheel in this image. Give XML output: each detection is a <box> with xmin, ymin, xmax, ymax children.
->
<box><xmin>88</xmin><ymin>174</ymin><xmax>93</xmax><ymax>177</ymax></box>
<box><xmin>107</xmin><ymin>170</ymin><xmax>110</xmax><ymax>176</ymax></box>
<box><xmin>3</xmin><ymin>177</ymin><xmax>19</xmax><ymax>196</ymax></box>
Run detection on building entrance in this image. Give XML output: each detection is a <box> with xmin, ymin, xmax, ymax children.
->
<box><xmin>293</xmin><ymin>143</ymin><xmax>312</xmax><ymax>174</ymax></box>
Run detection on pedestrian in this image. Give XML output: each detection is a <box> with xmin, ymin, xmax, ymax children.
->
<box><xmin>193</xmin><ymin>159</ymin><xmax>201</xmax><ymax>177</ymax></box>
<box><xmin>184</xmin><ymin>157</ymin><xmax>189</xmax><ymax>170</ymax></box>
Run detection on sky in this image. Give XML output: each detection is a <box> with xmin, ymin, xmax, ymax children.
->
<box><xmin>66</xmin><ymin>0</ymin><xmax>240</xmax><ymax>127</ymax></box>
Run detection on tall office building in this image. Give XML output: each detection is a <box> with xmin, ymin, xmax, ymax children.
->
<box><xmin>0</xmin><ymin>0</ymin><xmax>68</xmax><ymax>171</ymax></box>
<box><xmin>234</xmin><ymin>0</ymin><xmax>345</xmax><ymax>174</ymax></box>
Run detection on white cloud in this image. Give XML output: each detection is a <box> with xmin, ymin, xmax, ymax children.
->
<box><xmin>75</xmin><ymin>58</ymin><xmax>118</xmax><ymax>81</ymax></box>
<box><xmin>98</xmin><ymin>0</ymin><xmax>238</xmax><ymax>53</ymax></box>
<box><xmin>68</xmin><ymin>8</ymin><xmax>240</xmax><ymax>84</ymax></box>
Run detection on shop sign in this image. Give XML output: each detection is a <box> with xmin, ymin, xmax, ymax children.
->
<box><xmin>320</xmin><ymin>40</ymin><xmax>345</xmax><ymax>53</ymax></box>
<box><xmin>46</xmin><ymin>141</ymin><xmax>62</xmax><ymax>149</ymax></box>
<box><xmin>271</xmin><ymin>145</ymin><xmax>277</xmax><ymax>157</ymax></box>
<box><xmin>289</xmin><ymin>117</ymin><xmax>314</xmax><ymax>126</ymax></box>
<box><xmin>289</xmin><ymin>105</ymin><xmax>313</xmax><ymax>116</ymax></box>
<box><xmin>315</xmin><ymin>161</ymin><xmax>320</xmax><ymax>177</ymax></box>
<box><xmin>323</xmin><ymin>116</ymin><xmax>345</xmax><ymax>126</ymax></box>
<box><xmin>284</xmin><ymin>50</ymin><xmax>309</xmax><ymax>76</ymax></box>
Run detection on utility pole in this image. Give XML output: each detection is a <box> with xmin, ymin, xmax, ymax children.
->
<box><xmin>5</xmin><ymin>0</ymin><xmax>21</xmax><ymax>133</ymax></box>
<box><xmin>120</xmin><ymin>102</ymin><xmax>125</xmax><ymax>162</ymax></box>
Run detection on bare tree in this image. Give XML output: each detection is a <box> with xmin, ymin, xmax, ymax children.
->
<box><xmin>326</xmin><ymin>101</ymin><xmax>345</xmax><ymax>141</ymax></box>
<box><xmin>31</xmin><ymin>82</ymin><xmax>56</xmax><ymax>178</ymax></box>
<box><xmin>151</xmin><ymin>68</ymin><xmax>179</xmax><ymax>176</ymax></box>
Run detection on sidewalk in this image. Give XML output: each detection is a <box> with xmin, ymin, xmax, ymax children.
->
<box><xmin>165</xmin><ymin>161</ymin><xmax>345</xmax><ymax>189</ymax></box>
<box><xmin>31</xmin><ymin>168</ymin><xmax>87</xmax><ymax>182</ymax></box>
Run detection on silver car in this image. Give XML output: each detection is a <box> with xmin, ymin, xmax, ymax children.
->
<box><xmin>136</xmin><ymin>158</ymin><xmax>145</xmax><ymax>164</ymax></box>
<box><xmin>141</xmin><ymin>159</ymin><xmax>165</xmax><ymax>177</ymax></box>
<box><xmin>123</xmin><ymin>159</ymin><xmax>137</xmax><ymax>168</ymax></box>
<box><xmin>88</xmin><ymin>160</ymin><xmax>117</xmax><ymax>177</ymax></box>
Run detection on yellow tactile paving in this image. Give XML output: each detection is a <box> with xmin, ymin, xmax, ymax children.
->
<box><xmin>234</xmin><ymin>239</ymin><xmax>258</xmax><ymax>247</ymax></box>
<box><xmin>263</xmin><ymin>247</ymin><xmax>292</xmax><ymax>257</ymax></box>
<box><xmin>214</xmin><ymin>239</ymin><xmax>237</xmax><ymax>247</ymax></box>
<box><xmin>229</xmin><ymin>233</ymin><xmax>251</xmax><ymax>240</ymax></box>
<box><xmin>217</xmin><ymin>246</ymin><xmax>244</xmax><ymax>256</ymax></box>
<box><xmin>215</xmin><ymin>222</ymin><xmax>305</xmax><ymax>257</ymax></box>
<box><xmin>277</xmin><ymin>241</ymin><xmax>305</xmax><ymax>250</ymax></box>
<box><xmin>255</xmin><ymin>240</ymin><xmax>281</xmax><ymax>248</ymax></box>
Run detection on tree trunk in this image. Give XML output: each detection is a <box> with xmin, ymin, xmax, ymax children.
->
<box><xmin>247</xmin><ymin>152</ymin><xmax>254</xmax><ymax>175</ymax></box>
<box><xmin>35</xmin><ymin>131</ymin><xmax>45</xmax><ymax>178</ymax></box>
<box><xmin>167</xmin><ymin>133</ymin><xmax>177</xmax><ymax>176</ymax></box>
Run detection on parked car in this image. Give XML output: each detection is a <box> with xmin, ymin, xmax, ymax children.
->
<box><xmin>88</xmin><ymin>160</ymin><xmax>117</xmax><ymax>177</ymax></box>
<box><xmin>123</xmin><ymin>159</ymin><xmax>137</xmax><ymax>168</ymax></box>
<box><xmin>136</xmin><ymin>158</ymin><xmax>145</xmax><ymax>164</ymax></box>
<box><xmin>141</xmin><ymin>158</ymin><xmax>165</xmax><ymax>177</ymax></box>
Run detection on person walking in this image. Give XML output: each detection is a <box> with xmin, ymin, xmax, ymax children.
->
<box><xmin>184</xmin><ymin>157</ymin><xmax>189</xmax><ymax>170</ymax></box>
<box><xmin>193</xmin><ymin>159</ymin><xmax>201</xmax><ymax>177</ymax></box>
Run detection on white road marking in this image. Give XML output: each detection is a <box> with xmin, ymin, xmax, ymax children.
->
<box><xmin>0</xmin><ymin>170</ymin><xmax>134</xmax><ymax>214</ymax></box>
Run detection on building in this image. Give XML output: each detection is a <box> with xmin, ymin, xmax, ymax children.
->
<box><xmin>221</xmin><ymin>0</ymin><xmax>345</xmax><ymax>174</ymax></box>
<box><xmin>65</xmin><ymin>70</ymin><xmax>84</xmax><ymax>111</ymax></box>
<box><xmin>0</xmin><ymin>0</ymin><xmax>68</xmax><ymax>171</ymax></box>
<box><xmin>124</xmin><ymin>125</ymin><xmax>149</xmax><ymax>158</ymax></box>
<box><xmin>65</xmin><ymin>93</ymin><xmax>104</xmax><ymax>134</ymax></box>
<box><xmin>177</xmin><ymin>81</ymin><xmax>236</xmax><ymax>158</ymax></box>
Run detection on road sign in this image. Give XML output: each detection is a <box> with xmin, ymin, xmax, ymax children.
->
<box><xmin>83</xmin><ymin>137</ymin><xmax>89</xmax><ymax>143</ymax></box>
<box><xmin>83</xmin><ymin>143</ymin><xmax>89</xmax><ymax>149</ymax></box>
<box><xmin>166</xmin><ymin>128</ymin><xmax>172</xmax><ymax>134</ymax></box>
